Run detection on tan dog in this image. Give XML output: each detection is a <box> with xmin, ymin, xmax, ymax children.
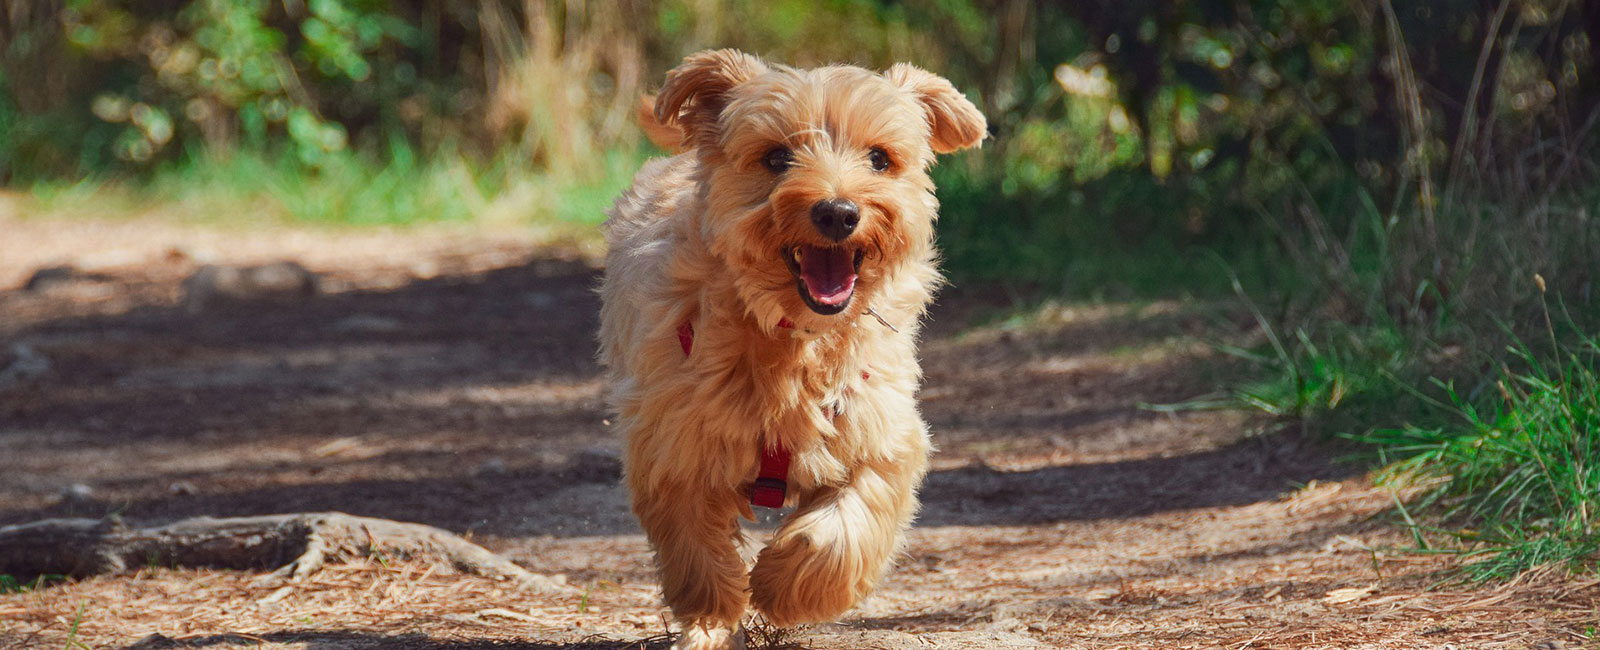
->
<box><xmin>598</xmin><ymin>49</ymin><xmax>985</xmax><ymax>650</ymax></box>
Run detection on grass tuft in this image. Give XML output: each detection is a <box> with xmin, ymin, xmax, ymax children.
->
<box><xmin>1361</xmin><ymin>314</ymin><xmax>1600</xmax><ymax>580</ymax></box>
<box><xmin>0</xmin><ymin>574</ymin><xmax>64</xmax><ymax>594</ymax></box>
<box><xmin>63</xmin><ymin>601</ymin><xmax>89</xmax><ymax>650</ymax></box>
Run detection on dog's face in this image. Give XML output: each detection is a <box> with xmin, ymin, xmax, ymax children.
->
<box><xmin>654</xmin><ymin>50</ymin><xmax>987</xmax><ymax>324</ymax></box>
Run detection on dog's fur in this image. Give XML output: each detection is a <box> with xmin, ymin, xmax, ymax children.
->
<box><xmin>598</xmin><ymin>50</ymin><xmax>986</xmax><ymax>650</ymax></box>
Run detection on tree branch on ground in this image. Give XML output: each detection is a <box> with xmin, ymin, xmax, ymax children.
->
<box><xmin>0</xmin><ymin>512</ymin><xmax>569</xmax><ymax>592</ymax></box>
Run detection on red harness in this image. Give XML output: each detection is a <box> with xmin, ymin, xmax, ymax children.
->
<box><xmin>678</xmin><ymin>319</ymin><xmax>794</xmax><ymax>508</ymax></box>
<box><xmin>676</xmin><ymin>318</ymin><xmax>871</xmax><ymax>509</ymax></box>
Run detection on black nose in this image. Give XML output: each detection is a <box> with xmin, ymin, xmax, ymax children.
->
<box><xmin>810</xmin><ymin>198</ymin><xmax>860</xmax><ymax>242</ymax></box>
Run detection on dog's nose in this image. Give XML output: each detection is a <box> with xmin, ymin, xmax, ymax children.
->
<box><xmin>810</xmin><ymin>198</ymin><xmax>860</xmax><ymax>242</ymax></box>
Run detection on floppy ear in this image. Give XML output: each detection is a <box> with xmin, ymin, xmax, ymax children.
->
<box><xmin>884</xmin><ymin>63</ymin><xmax>988</xmax><ymax>153</ymax></box>
<box><xmin>636</xmin><ymin>94</ymin><xmax>686</xmax><ymax>153</ymax></box>
<box><xmin>654</xmin><ymin>49</ymin><xmax>768</xmax><ymax>148</ymax></box>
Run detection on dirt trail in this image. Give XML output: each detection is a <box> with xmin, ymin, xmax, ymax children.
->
<box><xmin>0</xmin><ymin>216</ymin><xmax>1593</xmax><ymax>650</ymax></box>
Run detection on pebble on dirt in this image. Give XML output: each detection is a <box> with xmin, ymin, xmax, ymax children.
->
<box><xmin>60</xmin><ymin>483</ymin><xmax>95</xmax><ymax>502</ymax></box>
<box><xmin>181</xmin><ymin>261</ymin><xmax>320</xmax><ymax>313</ymax></box>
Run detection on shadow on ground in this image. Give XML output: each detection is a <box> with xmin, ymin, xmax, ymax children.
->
<box><xmin>0</xmin><ymin>426</ymin><xmax>1348</xmax><ymax>536</ymax></box>
<box><xmin>1</xmin><ymin>254</ymin><xmax>1348</xmax><ymax>537</ymax></box>
<box><xmin>120</xmin><ymin>631</ymin><xmax>672</xmax><ymax>650</ymax></box>
<box><xmin>2</xmin><ymin>259</ymin><xmax>601</xmax><ymax>443</ymax></box>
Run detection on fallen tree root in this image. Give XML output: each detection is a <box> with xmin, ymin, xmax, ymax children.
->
<box><xmin>0</xmin><ymin>512</ymin><xmax>569</xmax><ymax>592</ymax></box>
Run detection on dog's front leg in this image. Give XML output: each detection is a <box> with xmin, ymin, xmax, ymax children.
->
<box><xmin>634</xmin><ymin>482</ymin><xmax>749</xmax><ymax>650</ymax></box>
<box><xmin>747</xmin><ymin>441</ymin><xmax>929</xmax><ymax>626</ymax></box>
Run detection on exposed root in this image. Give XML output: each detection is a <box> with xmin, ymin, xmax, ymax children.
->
<box><xmin>0</xmin><ymin>512</ymin><xmax>570</xmax><ymax>593</ymax></box>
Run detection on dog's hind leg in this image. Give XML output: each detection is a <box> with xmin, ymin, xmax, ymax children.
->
<box><xmin>747</xmin><ymin>432</ymin><xmax>931</xmax><ymax>626</ymax></box>
<box><xmin>634</xmin><ymin>483</ymin><xmax>750</xmax><ymax>650</ymax></box>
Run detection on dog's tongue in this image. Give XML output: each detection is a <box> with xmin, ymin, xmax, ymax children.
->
<box><xmin>799</xmin><ymin>245</ymin><xmax>856</xmax><ymax>305</ymax></box>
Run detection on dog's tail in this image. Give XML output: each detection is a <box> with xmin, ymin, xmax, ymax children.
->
<box><xmin>638</xmin><ymin>95</ymin><xmax>687</xmax><ymax>153</ymax></box>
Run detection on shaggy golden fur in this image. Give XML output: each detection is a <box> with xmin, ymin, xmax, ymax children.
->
<box><xmin>598</xmin><ymin>49</ymin><xmax>986</xmax><ymax>650</ymax></box>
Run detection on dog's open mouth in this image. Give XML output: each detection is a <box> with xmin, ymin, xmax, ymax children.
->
<box><xmin>783</xmin><ymin>245</ymin><xmax>864</xmax><ymax>315</ymax></box>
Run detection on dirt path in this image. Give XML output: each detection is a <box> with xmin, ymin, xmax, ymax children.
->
<box><xmin>1</xmin><ymin>216</ymin><xmax>1594</xmax><ymax>649</ymax></box>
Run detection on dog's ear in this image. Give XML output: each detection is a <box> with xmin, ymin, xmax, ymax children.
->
<box><xmin>636</xmin><ymin>94</ymin><xmax>686</xmax><ymax>153</ymax></box>
<box><xmin>885</xmin><ymin>63</ymin><xmax>988</xmax><ymax>154</ymax></box>
<box><xmin>654</xmin><ymin>49</ymin><xmax>768</xmax><ymax>148</ymax></box>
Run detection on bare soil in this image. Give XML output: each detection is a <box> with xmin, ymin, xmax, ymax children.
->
<box><xmin>0</xmin><ymin>214</ymin><xmax>1594</xmax><ymax>649</ymax></box>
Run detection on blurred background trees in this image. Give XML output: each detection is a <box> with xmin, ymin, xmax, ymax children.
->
<box><xmin>4</xmin><ymin>1</ymin><xmax>1594</xmax><ymax>295</ymax></box>
<box><xmin>1</xmin><ymin>0</ymin><xmax>1595</xmax><ymax>356</ymax></box>
<box><xmin>2</xmin><ymin>0</ymin><xmax>1597</xmax><ymax>309</ymax></box>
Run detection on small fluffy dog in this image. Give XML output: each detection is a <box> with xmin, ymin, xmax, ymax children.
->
<box><xmin>598</xmin><ymin>49</ymin><xmax>986</xmax><ymax>650</ymax></box>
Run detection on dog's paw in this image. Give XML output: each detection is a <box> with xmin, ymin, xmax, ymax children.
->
<box><xmin>748</xmin><ymin>532</ymin><xmax>862</xmax><ymax>627</ymax></box>
<box><xmin>672</xmin><ymin>625</ymin><xmax>745</xmax><ymax>650</ymax></box>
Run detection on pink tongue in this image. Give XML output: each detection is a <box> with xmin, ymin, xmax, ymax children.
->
<box><xmin>800</xmin><ymin>246</ymin><xmax>856</xmax><ymax>305</ymax></box>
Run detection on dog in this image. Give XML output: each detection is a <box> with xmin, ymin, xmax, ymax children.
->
<box><xmin>598</xmin><ymin>49</ymin><xmax>986</xmax><ymax>650</ymax></box>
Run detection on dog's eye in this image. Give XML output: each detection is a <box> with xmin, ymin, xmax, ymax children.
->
<box><xmin>868</xmin><ymin>147</ymin><xmax>892</xmax><ymax>172</ymax></box>
<box><xmin>763</xmin><ymin>147</ymin><xmax>795</xmax><ymax>173</ymax></box>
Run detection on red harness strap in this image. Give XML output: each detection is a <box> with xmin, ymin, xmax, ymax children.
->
<box><xmin>677</xmin><ymin>321</ymin><xmax>696</xmax><ymax>355</ymax></box>
<box><xmin>749</xmin><ymin>445</ymin><xmax>792</xmax><ymax>508</ymax></box>
<box><xmin>677</xmin><ymin>319</ymin><xmax>794</xmax><ymax>508</ymax></box>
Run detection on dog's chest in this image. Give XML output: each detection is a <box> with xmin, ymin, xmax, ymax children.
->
<box><xmin>787</xmin><ymin>339</ymin><xmax>875</xmax><ymax>417</ymax></box>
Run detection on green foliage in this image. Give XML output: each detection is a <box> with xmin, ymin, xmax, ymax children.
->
<box><xmin>1357</xmin><ymin>318</ymin><xmax>1600</xmax><ymax>580</ymax></box>
<box><xmin>1230</xmin><ymin>324</ymin><xmax>1409</xmax><ymax>422</ymax></box>
<box><xmin>0</xmin><ymin>73</ymin><xmax>16</xmax><ymax>173</ymax></box>
<box><xmin>0</xmin><ymin>573</ymin><xmax>65</xmax><ymax>594</ymax></box>
<box><xmin>33</xmin><ymin>0</ymin><xmax>421</xmax><ymax>170</ymax></box>
<box><xmin>1</xmin><ymin>574</ymin><xmax>32</xmax><ymax>594</ymax></box>
<box><xmin>1226</xmin><ymin>158</ymin><xmax>1599</xmax><ymax>575</ymax></box>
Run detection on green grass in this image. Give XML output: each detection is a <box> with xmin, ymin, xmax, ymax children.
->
<box><xmin>1236</xmin><ymin>276</ymin><xmax>1600</xmax><ymax>579</ymax></box>
<box><xmin>1225</xmin><ymin>321</ymin><xmax>1412</xmax><ymax>423</ymax></box>
<box><xmin>63</xmin><ymin>601</ymin><xmax>89</xmax><ymax>650</ymax></box>
<box><xmin>21</xmin><ymin>139</ymin><xmax>649</xmax><ymax>232</ymax></box>
<box><xmin>0</xmin><ymin>573</ymin><xmax>64</xmax><ymax>594</ymax></box>
<box><xmin>1358</xmin><ymin>305</ymin><xmax>1600</xmax><ymax>581</ymax></box>
<box><xmin>930</xmin><ymin>157</ymin><xmax>1316</xmax><ymax>303</ymax></box>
